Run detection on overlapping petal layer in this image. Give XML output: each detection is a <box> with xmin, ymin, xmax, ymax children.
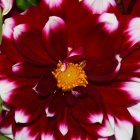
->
<box><xmin>0</xmin><ymin>0</ymin><xmax>140</xmax><ymax>139</ymax></box>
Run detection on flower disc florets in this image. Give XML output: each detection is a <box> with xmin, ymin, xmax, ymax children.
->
<box><xmin>52</xmin><ymin>61</ymin><xmax>88</xmax><ymax>91</ymax></box>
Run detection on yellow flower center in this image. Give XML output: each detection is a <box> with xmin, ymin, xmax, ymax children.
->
<box><xmin>52</xmin><ymin>61</ymin><xmax>88</xmax><ymax>91</ymax></box>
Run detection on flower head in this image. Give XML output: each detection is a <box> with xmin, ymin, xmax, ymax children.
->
<box><xmin>0</xmin><ymin>0</ymin><xmax>140</xmax><ymax>139</ymax></box>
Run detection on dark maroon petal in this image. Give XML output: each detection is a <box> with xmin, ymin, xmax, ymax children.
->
<box><xmin>117</xmin><ymin>48</ymin><xmax>140</xmax><ymax>82</ymax></box>
<box><xmin>80</xmin><ymin>117</ymin><xmax>113</xmax><ymax>138</ymax></box>
<box><xmin>66</xmin><ymin>115</ymin><xmax>97</xmax><ymax>139</ymax></box>
<box><xmin>96</xmin><ymin>82</ymin><xmax>140</xmax><ymax>106</ymax></box>
<box><xmin>42</xmin><ymin>16</ymin><xmax>68</xmax><ymax>61</ymax></box>
<box><xmin>47</xmin><ymin>92</ymin><xmax>64</xmax><ymax>115</ymax></box>
<box><xmin>1</xmin><ymin>37</ymin><xmax>24</xmax><ymax>63</ymax></box>
<box><xmin>110</xmin><ymin>107</ymin><xmax>133</xmax><ymax>122</ymax></box>
<box><xmin>14</xmin><ymin>98</ymin><xmax>46</xmax><ymax>124</ymax></box>
<box><xmin>64</xmin><ymin>91</ymin><xmax>77</xmax><ymax>107</ymax></box>
<box><xmin>33</xmin><ymin>74</ymin><xmax>57</xmax><ymax>97</ymax></box>
<box><xmin>72</xmin><ymin>86</ymin><xmax>87</xmax><ymax>98</ymax></box>
<box><xmin>0</xmin><ymin>77</ymin><xmax>38</xmax><ymax>106</ymax></box>
<box><xmin>13</xmin><ymin>118</ymin><xmax>41</xmax><ymax>140</ymax></box>
<box><xmin>12</xmin><ymin>62</ymin><xmax>54</xmax><ymax>78</ymax></box>
<box><xmin>72</xmin><ymin>95</ymin><xmax>103</xmax><ymax>125</ymax></box>
<box><xmin>0</xmin><ymin>55</ymin><xmax>13</xmax><ymax>78</ymax></box>
<box><xmin>40</xmin><ymin>113</ymin><xmax>57</xmax><ymax>139</ymax></box>
<box><xmin>86</xmin><ymin>55</ymin><xmax>121</xmax><ymax>82</ymax></box>
<box><xmin>75</xmin><ymin>14</ymin><xmax>119</xmax><ymax>61</ymax></box>
<box><xmin>13</xmin><ymin>24</ymin><xmax>56</xmax><ymax>66</ymax></box>
<box><xmin>57</xmin><ymin>107</ymin><xmax>69</xmax><ymax>136</ymax></box>
<box><xmin>0</xmin><ymin>110</ymin><xmax>14</xmax><ymax>136</ymax></box>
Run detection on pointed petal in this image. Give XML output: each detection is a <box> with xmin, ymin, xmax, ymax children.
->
<box><xmin>59</xmin><ymin>122</ymin><xmax>68</xmax><ymax>136</ymax></box>
<box><xmin>127</xmin><ymin>102</ymin><xmax>140</xmax><ymax>123</ymax></box>
<box><xmin>13</xmin><ymin>24</ymin><xmax>55</xmax><ymax>65</ymax></box>
<box><xmin>82</xmin><ymin>0</ymin><xmax>116</xmax><ymax>14</ymax></box>
<box><xmin>98</xmin><ymin>13</ymin><xmax>119</xmax><ymax>33</ymax></box>
<box><xmin>42</xmin><ymin>16</ymin><xmax>68</xmax><ymax>61</ymax></box>
<box><xmin>114</xmin><ymin>119</ymin><xmax>133</xmax><ymax>140</ymax></box>
<box><xmin>44</xmin><ymin>0</ymin><xmax>63</xmax><ymax>9</ymax></box>
<box><xmin>86</xmin><ymin>54</ymin><xmax>122</xmax><ymax>82</ymax></box>
<box><xmin>12</xmin><ymin>62</ymin><xmax>53</xmax><ymax>77</ymax></box>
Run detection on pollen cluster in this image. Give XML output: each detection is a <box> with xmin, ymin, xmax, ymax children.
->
<box><xmin>52</xmin><ymin>61</ymin><xmax>88</xmax><ymax>91</ymax></box>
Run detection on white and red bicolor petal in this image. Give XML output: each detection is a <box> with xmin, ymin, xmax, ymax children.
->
<box><xmin>13</xmin><ymin>24</ymin><xmax>56</xmax><ymax>65</ymax></box>
<box><xmin>2</xmin><ymin>18</ymin><xmax>24</xmax><ymax>62</ymax></box>
<box><xmin>0</xmin><ymin>79</ymin><xmax>16</xmax><ymax>102</ymax></box>
<box><xmin>3</xmin><ymin>18</ymin><xmax>15</xmax><ymax>38</ymax></box>
<box><xmin>43</xmin><ymin>0</ymin><xmax>63</xmax><ymax>9</ymax></box>
<box><xmin>97</xmin><ymin>119</ymin><xmax>114</xmax><ymax>137</ymax></box>
<box><xmin>58</xmin><ymin>122</ymin><xmax>69</xmax><ymax>136</ymax></box>
<box><xmin>97</xmin><ymin>81</ymin><xmax>140</xmax><ymax>106</ymax></box>
<box><xmin>72</xmin><ymin>95</ymin><xmax>103</xmax><ymax>125</ymax></box>
<box><xmin>12</xmin><ymin>62</ymin><xmax>52</xmax><ymax>77</ymax></box>
<box><xmin>121</xmin><ymin>17</ymin><xmax>140</xmax><ymax>58</ymax></box>
<box><xmin>15</xmin><ymin>110</ymin><xmax>29</xmax><ymax>123</ymax></box>
<box><xmin>0</xmin><ymin>124</ymin><xmax>13</xmax><ymax>138</ymax></box>
<box><xmin>15</xmin><ymin>128</ymin><xmax>38</xmax><ymax>140</ymax></box>
<box><xmin>14</xmin><ymin>97</ymin><xmax>46</xmax><ymax>123</ymax></box>
<box><xmin>42</xmin><ymin>16</ymin><xmax>67</xmax><ymax>61</ymax></box>
<box><xmin>86</xmin><ymin>54</ymin><xmax>122</xmax><ymax>82</ymax></box>
<box><xmin>0</xmin><ymin>110</ymin><xmax>14</xmax><ymax>139</ymax></box>
<box><xmin>116</xmin><ymin>45</ymin><xmax>140</xmax><ymax>82</ymax></box>
<box><xmin>82</xmin><ymin>0</ymin><xmax>116</xmax><ymax>14</ymax></box>
<box><xmin>125</xmin><ymin>17</ymin><xmax>140</xmax><ymax>47</ymax></box>
<box><xmin>98</xmin><ymin>13</ymin><xmax>119</xmax><ymax>33</ymax></box>
<box><xmin>0</xmin><ymin>0</ymin><xmax>14</xmax><ymax>15</ymax></box>
<box><xmin>114</xmin><ymin>119</ymin><xmax>133</xmax><ymax>140</ymax></box>
<box><xmin>13</xmin><ymin>24</ymin><xmax>28</xmax><ymax>39</ymax></box>
<box><xmin>45</xmin><ymin>107</ymin><xmax>55</xmax><ymax>117</ymax></box>
<box><xmin>41</xmin><ymin>133</ymin><xmax>55</xmax><ymax>140</ymax></box>
<box><xmin>121</xmin><ymin>82</ymin><xmax>140</xmax><ymax>101</ymax></box>
<box><xmin>88</xmin><ymin>113</ymin><xmax>103</xmax><ymax>124</ymax></box>
<box><xmin>127</xmin><ymin>102</ymin><xmax>140</xmax><ymax>123</ymax></box>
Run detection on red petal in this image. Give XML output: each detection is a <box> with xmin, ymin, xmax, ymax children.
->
<box><xmin>33</xmin><ymin>74</ymin><xmax>57</xmax><ymax>97</ymax></box>
<box><xmin>97</xmin><ymin>82</ymin><xmax>140</xmax><ymax>106</ymax></box>
<box><xmin>14</xmin><ymin>98</ymin><xmax>46</xmax><ymax>123</ymax></box>
<box><xmin>86</xmin><ymin>55</ymin><xmax>121</xmax><ymax>82</ymax></box>
<box><xmin>117</xmin><ymin>48</ymin><xmax>140</xmax><ymax>82</ymax></box>
<box><xmin>2</xmin><ymin>5</ymin><xmax>43</xmax><ymax>63</ymax></box>
<box><xmin>72</xmin><ymin>95</ymin><xmax>103</xmax><ymax>125</ymax></box>
<box><xmin>12</xmin><ymin>62</ymin><xmax>54</xmax><ymax>78</ymax></box>
<box><xmin>0</xmin><ymin>110</ymin><xmax>14</xmax><ymax>136</ymax></box>
<box><xmin>64</xmin><ymin>92</ymin><xmax>77</xmax><ymax>107</ymax></box>
<box><xmin>0</xmin><ymin>55</ymin><xmax>13</xmax><ymax>78</ymax></box>
<box><xmin>42</xmin><ymin>16</ymin><xmax>68</xmax><ymax>61</ymax></box>
<box><xmin>13</xmin><ymin>24</ymin><xmax>56</xmax><ymax>66</ymax></box>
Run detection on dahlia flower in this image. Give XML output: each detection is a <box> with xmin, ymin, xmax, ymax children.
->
<box><xmin>0</xmin><ymin>0</ymin><xmax>140</xmax><ymax>139</ymax></box>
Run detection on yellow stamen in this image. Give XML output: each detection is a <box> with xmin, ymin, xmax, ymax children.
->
<box><xmin>52</xmin><ymin>61</ymin><xmax>88</xmax><ymax>91</ymax></box>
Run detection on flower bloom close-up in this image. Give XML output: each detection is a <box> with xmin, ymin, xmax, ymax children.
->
<box><xmin>1</xmin><ymin>0</ymin><xmax>140</xmax><ymax>139</ymax></box>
